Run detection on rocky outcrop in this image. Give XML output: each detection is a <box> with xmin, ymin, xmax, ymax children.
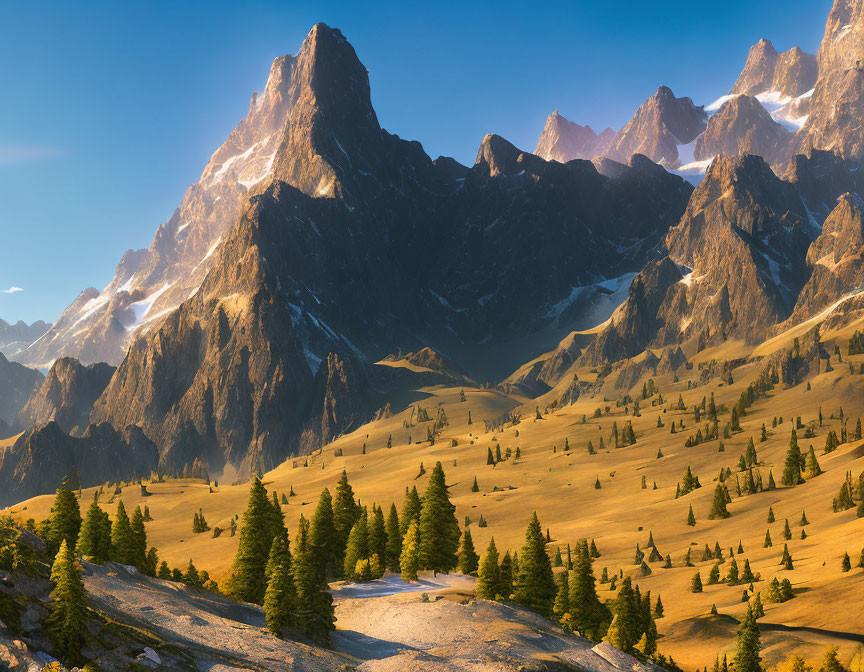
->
<box><xmin>695</xmin><ymin>95</ymin><xmax>792</xmax><ymax>166</ymax></box>
<box><xmin>663</xmin><ymin>155</ymin><xmax>812</xmax><ymax>343</ymax></box>
<box><xmin>657</xmin><ymin>346</ymin><xmax>687</xmax><ymax>374</ymax></box>
<box><xmin>0</xmin><ymin>319</ymin><xmax>49</xmax><ymax>359</ymax></box>
<box><xmin>580</xmin><ymin>258</ymin><xmax>683</xmax><ymax>366</ymax></box>
<box><xmin>604</xmin><ymin>86</ymin><xmax>707</xmax><ymax>167</ymax></box>
<box><xmin>786</xmin><ymin>149</ymin><xmax>864</xmax><ymax>223</ymax></box>
<box><xmin>17</xmin><ymin>357</ymin><xmax>115</xmax><ymax>434</ymax></box>
<box><xmin>731</xmin><ymin>40</ymin><xmax>817</xmax><ymax>99</ymax></box>
<box><xmin>0</xmin><ymin>354</ymin><xmax>43</xmax><ymax>428</ymax></box>
<box><xmin>535</xmin><ymin>111</ymin><xmax>615</xmax><ymax>162</ymax></box>
<box><xmin>383</xmin><ymin>347</ymin><xmax>474</xmax><ymax>384</ymax></box>
<box><xmin>0</xmin><ymin>421</ymin><xmax>158</xmax><ymax>506</ymax></box>
<box><xmin>798</xmin><ymin>0</ymin><xmax>864</xmax><ymax>160</ymax></box>
<box><xmin>613</xmin><ymin>350</ymin><xmax>660</xmax><ymax>391</ymax></box>
<box><xmin>784</xmin><ymin>193</ymin><xmax>864</xmax><ymax>325</ymax></box>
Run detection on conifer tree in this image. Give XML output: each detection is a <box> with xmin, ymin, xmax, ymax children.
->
<box><xmin>476</xmin><ymin>538</ymin><xmax>500</xmax><ymax>599</ymax></box>
<box><xmin>842</xmin><ymin>552</ymin><xmax>851</xmax><ymax>572</ymax></box>
<box><xmin>368</xmin><ymin>505</ymin><xmax>387</xmax><ymax>575</ymax></box>
<box><xmin>734</xmin><ymin>606</ymin><xmax>762</xmax><ymax>672</ymax></box>
<box><xmin>605</xmin><ymin>577</ymin><xmax>640</xmax><ymax>653</ymax></box>
<box><xmin>821</xmin><ymin>647</ymin><xmax>846</xmax><ymax>672</ymax></box>
<box><xmin>400</xmin><ymin>486</ymin><xmax>422</xmax><ymax>537</ymax></box>
<box><xmin>264</xmin><ymin>553</ymin><xmax>295</xmax><ymax>637</ymax></box>
<box><xmin>48</xmin><ymin>483</ymin><xmax>82</xmax><ymax>555</ymax></box>
<box><xmin>385</xmin><ymin>503</ymin><xmax>402</xmax><ymax>572</ymax></box>
<box><xmin>77</xmin><ymin>499</ymin><xmax>111</xmax><ymax>563</ymax></box>
<box><xmin>457</xmin><ymin>529</ymin><xmax>480</xmax><ymax>575</ymax></box>
<box><xmin>569</xmin><ymin>539</ymin><xmax>606</xmax><ymax>639</ymax></box>
<box><xmin>782</xmin><ymin>431</ymin><xmax>805</xmax><ymax>486</ymax></box>
<box><xmin>44</xmin><ymin>539</ymin><xmax>88</xmax><ymax>665</ymax></box>
<box><xmin>687</xmin><ymin>504</ymin><xmax>696</xmax><ymax>526</ymax></box>
<box><xmin>310</xmin><ymin>487</ymin><xmax>339</xmax><ymax>579</ymax></box>
<box><xmin>343</xmin><ymin>514</ymin><xmax>370</xmax><ymax>581</ymax></box>
<box><xmin>691</xmin><ymin>571</ymin><xmax>703</xmax><ymax>592</ymax></box>
<box><xmin>764</xmin><ymin>530</ymin><xmax>773</xmax><ymax>548</ymax></box>
<box><xmin>332</xmin><ymin>470</ymin><xmax>360</xmax><ymax>572</ymax></box>
<box><xmin>553</xmin><ymin>569</ymin><xmax>571</xmax><ymax>622</ymax></box>
<box><xmin>227</xmin><ymin>477</ymin><xmax>279</xmax><ymax>603</ymax></box>
<box><xmin>292</xmin><ymin>514</ymin><xmax>335</xmax><ymax>645</ymax></box>
<box><xmin>512</xmin><ymin>512</ymin><xmax>556</xmax><ymax>616</ymax></box>
<box><xmin>783</xmin><ymin>519</ymin><xmax>792</xmax><ymax>540</ymax></box>
<box><xmin>158</xmin><ymin>561</ymin><xmax>171</xmax><ymax>580</ymax></box>
<box><xmin>130</xmin><ymin>505</ymin><xmax>148</xmax><ymax>571</ymax></box>
<box><xmin>498</xmin><ymin>550</ymin><xmax>514</xmax><ymax>600</ymax></box>
<box><xmin>709</xmin><ymin>484</ymin><xmax>731</xmax><ymax>519</ymax></box>
<box><xmin>110</xmin><ymin>500</ymin><xmax>136</xmax><ymax>566</ymax></box>
<box><xmin>399</xmin><ymin>519</ymin><xmax>421</xmax><ymax>582</ymax></box>
<box><xmin>805</xmin><ymin>447</ymin><xmax>822</xmax><ymax>478</ymax></box>
<box><xmin>418</xmin><ymin>462</ymin><xmax>460</xmax><ymax>573</ymax></box>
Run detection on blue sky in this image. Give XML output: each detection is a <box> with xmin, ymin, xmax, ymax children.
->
<box><xmin>0</xmin><ymin>0</ymin><xmax>830</xmax><ymax>324</ymax></box>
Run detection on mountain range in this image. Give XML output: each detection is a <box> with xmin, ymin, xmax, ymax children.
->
<box><xmin>3</xmin><ymin>0</ymin><xmax>864</xmax><ymax>502</ymax></box>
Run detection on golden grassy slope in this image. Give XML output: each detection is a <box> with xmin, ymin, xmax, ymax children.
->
<box><xmin>8</xmin><ymin>321</ymin><xmax>864</xmax><ymax>670</ymax></box>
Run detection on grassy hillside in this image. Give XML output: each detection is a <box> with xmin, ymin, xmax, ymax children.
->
<box><xmin>8</xmin><ymin>319</ymin><xmax>864</xmax><ymax>670</ymax></box>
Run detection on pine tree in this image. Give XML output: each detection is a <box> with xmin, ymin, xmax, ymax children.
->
<box><xmin>805</xmin><ymin>447</ymin><xmax>822</xmax><ymax>478</ymax></box>
<box><xmin>691</xmin><ymin>571</ymin><xmax>703</xmax><ymax>592</ymax></box>
<box><xmin>821</xmin><ymin>647</ymin><xmax>846</xmax><ymax>672</ymax></box>
<box><xmin>400</xmin><ymin>486</ymin><xmax>422</xmax><ymax>537</ymax></box>
<box><xmin>157</xmin><ymin>561</ymin><xmax>171</xmax><ymax>580</ymax></box>
<box><xmin>44</xmin><ymin>539</ymin><xmax>89</xmax><ymax>665</ymax></box>
<box><xmin>498</xmin><ymin>551</ymin><xmax>514</xmax><ymax>600</ymax></box>
<box><xmin>783</xmin><ymin>519</ymin><xmax>792</xmax><ymax>540</ymax></box>
<box><xmin>734</xmin><ymin>606</ymin><xmax>762</xmax><ymax>672</ymax></box>
<box><xmin>471</xmin><ymin>476</ymin><xmax>479</xmax><ymax>492</ymax></box>
<box><xmin>343</xmin><ymin>514</ymin><xmax>370</xmax><ymax>581</ymax></box>
<box><xmin>110</xmin><ymin>500</ymin><xmax>136</xmax><ymax>566</ymax></box>
<box><xmin>569</xmin><ymin>539</ymin><xmax>606</xmax><ymax>639</ymax></box>
<box><xmin>368</xmin><ymin>505</ymin><xmax>387</xmax><ymax>576</ymax></box>
<box><xmin>332</xmin><ymin>470</ymin><xmax>360</xmax><ymax>574</ymax></box>
<box><xmin>553</xmin><ymin>569</ymin><xmax>572</xmax><ymax>624</ymax></box>
<box><xmin>418</xmin><ymin>462</ymin><xmax>460</xmax><ymax>573</ymax></box>
<box><xmin>227</xmin><ymin>477</ymin><xmax>280</xmax><ymax>603</ymax></box>
<box><xmin>400</xmin><ymin>519</ymin><xmax>421</xmax><ymax>582</ymax></box>
<box><xmin>842</xmin><ymin>552</ymin><xmax>851</xmax><ymax>572</ymax></box>
<box><xmin>605</xmin><ymin>577</ymin><xmax>640</xmax><ymax>653</ymax></box>
<box><xmin>77</xmin><ymin>499</ymin><xmax>111</xmax><ymax>563</ymax></box>
<box><xmin>130</xmin><ymin>505</ymin><xmax>148</xmax><ymax>571</ymax></box>
<box><xmin>782</xmin><ymin>431</ymin><xmax>804</xmax><ymax>486</ymax></box>
<box><xmin>768</xmin><ymin>506</ymin><xmax>776</xmax><ymax>523</ymax></box>
<box><xmin>476</xmin><ymin>538</ymin><xmax>500</xmax><ymax>599</ymax></box>
<box><xmin>654</xmin><ymin>595</ymin><xmax>664</xmax><ymax>618</ymax></box>
<box><xmin>292</xmin><ymin>514</ymin><xmax>335</xmax><ymax>645</ymax></box>
<box><xmin>513</xmin><ymin>512</ymin><xmax>556</xmax><ymax>616</ymax></box>
<box><xmin>687</xmin><ymin>504</ymin><xmax>696</xmax><ymax>526</ymax></box>
<box><xmin>46</xmin><ymin>483</ymin><xmax>83</xmax><ymax>557</ymax></box>
<box><xmin>764</xmin><ymin>530</ymin><xmax>773</xmax><ymax>548</ymax></box>
<box><xmin>264</xmin><ymin>554</ymin><xmax>295</xmax><ymax>637</ymax></box>
<box><xmin>457</xmin><ymin>529</ymin><xmax>480</xmax><ymax>575</ymax></box>
<box><xmin>709</xmin><ymin>484</ymin><xmax>731</xmax><ymax>519</ymax></box>
<box><xmin>385</xmin><ymin>503</ymin><xmax>402</xmax><ymax>572</ymax></box>
<box><xmin>310</xmin><ymin>487</ymin><xmax>338</xmax><ymax>579</ymax></box>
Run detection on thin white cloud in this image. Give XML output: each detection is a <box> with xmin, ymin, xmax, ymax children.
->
<box><xmin>0</xmin><ymin>147</ymin><xmax>64</xmax><ymax>165</ymax></box>
<box><xmin>1</xmin><ymin>287</ymin><xmax>23</xmax><ymax>294</ymax></box>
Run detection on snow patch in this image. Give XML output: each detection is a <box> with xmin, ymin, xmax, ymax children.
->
<box><xmin>126</xmin><ymin>283</ymin><xmax>172</xmax><ymax>329</ymax></box>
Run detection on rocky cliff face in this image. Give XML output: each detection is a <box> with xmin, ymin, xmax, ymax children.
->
<box><xmin>798</xmin><ymin>0</ymin><xmax>864</xmax><ymax>159</ymax></box>
<box><xmin>662</xmin><ymin>154</ymin><xmax>812</xmax><ymax>343</ymax></box>
<box><xmin>17</xmin><ymin>357</ymin><xmax>115</xmax><ymax>434</ymax></box>
<box><xmin>534</xmin><ymin>111</ymin><xmax>615</xmax><ymax>162</ymax></box>
<box><xmin>0</xmin><ymin>320</ymin><xmax>49</xmax><ymax>358</ymax></box>
<box><xmin>604</xmin><ymin>86</ymin><xmax>707</xmax><ymax>168</ymax></box>
<box><xmin>0</xmin><ymin>354</ymin><xmax>43</xmax><ymax>429</ymax></box>
<box><xmin>695</xmin><ymin>95</ymin><xmax>792</xmax><ymax>166</ymax></box>
<box><xmin>83</xmin><ymin>24</ymin><xmax>692</xmax><ymax>480</ymax></box>
<box><xmin>786</xmin><ymin>149</ymin><xmax>864</xmax><ymax>222</ymax></box>
<box><xmin>783</xmin><ymin>193</ymin><xmax>864</xmax><ymax>325</ymax></box>
<box><xmin>731</xmin><ymin>40</ymin><xmax>817</xmax><ymax>99</ymax></box>
<box><xmin>0</xmin><ymin>421</ymin><xmax>158</xmax><ymax>506</ymax></box>
<box><xmin>15</xmin><ymin>53</ymin><xmax>299</xmax><ymax>368</ymax></box>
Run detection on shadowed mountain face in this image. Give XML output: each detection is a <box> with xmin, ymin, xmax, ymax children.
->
<box><xmin>0</xmin><ymin>353</ymin><xmax>43</xmax><ymax>429</ymax></box>
<box><xmin>82</xmin><ymin>24</ymin><xmax>692</xmax><ymax>479</ymax></box>
<box><xmin>18</xmin><ymin>357</ymin><xmax>115</xmax><ymax>434</ymax></box>
<box><xmin>0</xmin><ymin>319</ymin><xmax>50</xmax><ymax>359</ymax></box>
